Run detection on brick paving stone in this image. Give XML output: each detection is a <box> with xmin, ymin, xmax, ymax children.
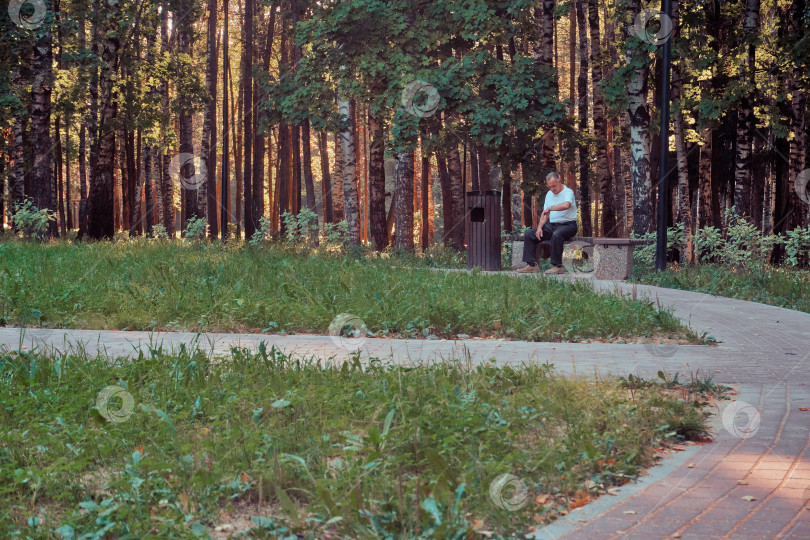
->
<box><xmin>4</xmin><ymin>277</ymin><xmax>810</xmax><ymax>539</ymax></box>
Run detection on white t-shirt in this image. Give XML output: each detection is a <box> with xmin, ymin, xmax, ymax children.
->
<box><xmin>544</xmin><ymin>186</ymin><xmax>578</xmax><ymax>223</ymax></box>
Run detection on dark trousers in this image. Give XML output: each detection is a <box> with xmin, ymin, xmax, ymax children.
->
<box><xmin>522</xmin><ymin>221</ymin><xmax>578</xmax><ymax>267</ymax></box>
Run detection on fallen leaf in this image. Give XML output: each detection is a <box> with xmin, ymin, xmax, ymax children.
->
<box><xmin>742</xmin><ymin>495</ymin><xmax>757</xmax><ymax>502</ymax></box>
<box><xmin>471</xmin><ymin>519</ymin><xmax>485</xmax><ymax>530</ymax></box>
<box><xmin>569</xmin><ymin>491</ymin><xmax>590</xmax><ymax>509</ymax></box>
<box><xmin>687</xmin><ymin>463</ymin><xmax>695</xmax><ymax>468</ymax></box>
<box><xmin>671</xmin><ymin>533</ymin><xmax>682</xmax><ymax>538</ymax></box>
<box><xmin>535</xmin><ymin>494</ymin><xmax>552</xmax><ymax>506</ymax></box>
<box><xmin>738</xmin><ymin>480</ymin><xmax>748</xmax><ymax>485</ymax></box>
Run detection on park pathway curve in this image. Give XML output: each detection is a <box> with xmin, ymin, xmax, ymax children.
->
<box><xmin>1</xmin><ymin>277</ymin><xmax>809</xmax><ymax>539</ymax></box>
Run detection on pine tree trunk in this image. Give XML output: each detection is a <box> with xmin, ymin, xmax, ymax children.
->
<box><xmin>55</xmin><ymin>116</ymin><xmax>66</xmax><ymax>237</ymax></box>
<box><xmin>395</xmin><ymin>149</ymin><xmax>415</xmax><ymax>251</ymax></box>
<box><xmin>332</xmin><ymin>132</ymin><xmax>345</xmax><ymax>221</ymax></box>
<box><xmin>446</xmin><ymin>140</ymin><xmax>465</xmax><ymax>249</ymax></box>
<box><xmin>201</xmin><ymin>0</ymin><xmax>218</xmax><ymax>232</ymax></box>
<box><xmin>160</xmin><ymin>4</ymin><xmax>174</xmax><ymax>236</ymax></box>
<box><xmin>252</xmin><ymin>8</ymin><xmax>275</xmax><ymax>231</ymax></box>
<box><xmin>786</xmin><ymin>0</ymin><xmax>807</xmax><ymax>230</ymax></box>
<box><xmin>338</xmin><ymin>94</ymin><xmax>361</xmax><ymax>246</ymax></box>
<box><xmin>538</xmin><ymin>0</ymin><xmax>557</xmax><ymax>171</ymax></box>
<box><xmin>421</xmin><ymin>145</ymin><xmax>431</xmax><ymax>249</ymax></box>
<box><xmin>626</xmin><ymin>0</ymin><xmax>652</xmax><ymax>235</ymax></box>
<box><xmin>698</xmin><ymin>128</ymin><xmax>713</xmax><ymax>228</ymax></box>
<box><xmin>368</xmin><ymin>111</ymin><xmax>387</xmax><ymax>249</ymax></box>
<box><xmin>575</xmin><ymin>0</ymin><xmax>592</xmax><ymax>236</ymax></box>
<box><xmin>30</xmin><ymin>20</ymin><xmax>55</xmax><ymax>237</ymax></box>
<box><xmin>220</xmin><ymin>0</ymin><xmax>230</xmax><ymax>239</ymax></box>
<box><xmin>587</xmin><ymin>0</ymin><xmax>614</xmax><ymax>236</ymax></box>
<box><xmin>733</xmin><ymin>0</ymin><xmax>760</xmax><ymax>218</ymax></box>
<box><xmin>302</xmin><ymin>119</ymin><xmax>316</xmax><ymax>212</ymax></box>
<box><xmin>242</xmin><ymin>0</ymin><xmax>254</xmax><ymax>237</ymax></box>
<box><xmin>87</xmin><ymin>0</ymin><xmax>120</xmax><ymax>240</ymax></box>
<box><xmin>178</xmin><ymin>1</ymin><xmax>196</xmax><ymax>228</ymax></box>
<box><xmin>318</xmin><ymin>131</ymin><xmax>334</xmax><ymax>224</ymax></box>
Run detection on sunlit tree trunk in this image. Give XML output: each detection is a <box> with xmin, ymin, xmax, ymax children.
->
<box><xmin>626</xmin><ymin>0</ymin><xmax>652</xmax><ymax>235</ymax></box>
<box><xmin>338</xmin><ymin>94</ymin><xmax>360</xmax><ymax>245</ymax></box>
<box><xmin>733</xmin><ymin>0</ymin><xmax>760</xmax><ymax>218</ymax></box>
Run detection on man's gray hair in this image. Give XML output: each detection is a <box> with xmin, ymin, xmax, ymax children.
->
<box><xmin>546</xmin><ymin>171</ymin><xmax>561</xmax><ymax>182</ymax></box>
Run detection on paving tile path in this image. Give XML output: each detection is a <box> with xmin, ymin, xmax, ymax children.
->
<box><xmin>2</xmin><ymin>275</ymin><xmax>809</xmax><ymax>539</ymax></box>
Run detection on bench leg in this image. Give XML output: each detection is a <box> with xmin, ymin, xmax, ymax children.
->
<box><xmin>594</xmin><ymin>245</ymin><xmax>634</xmax><ymax>280</ymax></box>
<box><xmin>511</xmin><ymin>241</ymin><xmax>526</xmax><ymax>269</ymax></box>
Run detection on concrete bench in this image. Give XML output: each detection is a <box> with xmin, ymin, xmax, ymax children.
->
<box><xmin>504</xmin><ymin>234</ymin><xmax>650</xmax><ymax>280</ymax></box>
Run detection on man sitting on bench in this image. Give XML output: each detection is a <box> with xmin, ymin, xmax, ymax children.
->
<box><xmin>517</xmin><ymin>171</ymin><xmax>578</xmax><ymax>275</ymax></box>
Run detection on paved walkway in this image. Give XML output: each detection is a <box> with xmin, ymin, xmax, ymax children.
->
<box><xmin>2</xmin><ymin>276</ymin><xmax>809</xmax><ymax>539</ymax></box>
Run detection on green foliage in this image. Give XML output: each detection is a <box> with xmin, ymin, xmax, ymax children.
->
<box><xmin>9</xmin><ymin>199</ymin><xmax>56</xmax><ymax>239</ymax></box>
<box><xmin>281</xmin><ymin>208</ymin><xmax>320</xmax><ymax>245</ymax></box>
<box><xmin>0</xmin><ymin>347</ymin><xmax>709</xmax><ymax>537</ymax></box>
<box><xmin>183</xmin><ymin>216</ymin><xmax>208</xmax><ymax>241</ymax></box>
<box><xmin>150</xmin><ymin>223</ymin><xmax>169</xmax><ymax>239</ymax></box>
<box><xmin>249</xmin><ymin>216</ymin><xmax>274</xmax><ymax>246</ymax></box>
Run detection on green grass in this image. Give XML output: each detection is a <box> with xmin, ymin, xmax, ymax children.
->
<box><xmin>0</xmin><ymin>240</ymin><xmax>692</xmax><ymax>342</ymax></box>
<box><xmin>0</xmin><ymin>346</ymin><xmax>711</xmax><ymax>538</ymax></box>
<box><xmin>633</xmin><ymin>263</ymin><xmax>810</xmax><ymax>313</ymax></box>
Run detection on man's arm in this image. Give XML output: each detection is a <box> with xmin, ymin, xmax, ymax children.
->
<box><xmin>542</xmin><ymin>201</ymin><xmax>572</xmax><ymax>215</ymax></box>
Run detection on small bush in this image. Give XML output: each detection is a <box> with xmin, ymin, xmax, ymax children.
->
<box><xmin>183</xmin><ymin>216</ymin><xmax>208</xmax><ymax>240</ymax></box>
<box><xmin>10</xmin><ymin>198</ymin><xmax>56</xmax><ymax>239</ymax></box>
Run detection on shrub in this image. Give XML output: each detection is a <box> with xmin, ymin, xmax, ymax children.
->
<box><xmin>150</xmin><ymin>224</ymin><xmax>169</xmax><ymax>239</ymax></box>
<box><xmin>10</xmin><ymin>198</ymin><xmax>56</xmax><ymax>239</ymax></box>
<box><xmin>184</xmin><ymin>216</ymin><xmax>208</xmax><ymax>241</ymax></box>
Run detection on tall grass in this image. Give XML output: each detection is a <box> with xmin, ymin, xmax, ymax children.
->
<box><xmin>0</xmin><ymin>346</ymin><xmax>710</xmax><ymax>538</ymax></box>
<box><xmin>634</xmin><ymin>263</ymin><xmax>810</xmax><ymax>313</ymax></box>
<box><xmin>0</xmin><ymin>240</ymin><xmax>689</xmax><ymax>341</ymax></box>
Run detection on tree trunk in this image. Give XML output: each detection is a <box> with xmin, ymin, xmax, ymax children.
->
<box><xmin>332</xmin><ymin>132</ymin><xmax>345</xmax><ymax>221</ymax></box>
<box><xmin>698</xmin><ymin>128</ymin><xmax>713</xmax><ymax>228</ymax></box>
<box><xmin>201</xmin><ymin>0</ymin><xmax>218</xmax><ymax>232</ymax></box>
<box><xmin>733</xmin><ymin>0</ymin><xmax>760</xmax><ymax>218</ymax></box>
<box><xmin>587</xmin><ymin>0</ymin><xmax>614</xmax><ymax>236</ymax></box>
<box><xmin>786</xmin><ymin>0</ymin><xmax>807</xmax><ymax>230</ymax></box>
<box><xmin>160</xmin><ymin>4</ymin><xmax>174</xmax><ymax>236</ymax></box>
<box><xmin>252</xmin><ymin>7</ymin><xmax>275</xmax><ymax>232</ymax></box>
<box><xmin>30</xmin><ymin>20</ymin><xmax>55</xmax><ymax>237</ymax></box>
<box><xmin>338</xmin><ymin>94</ymin><xmax>361</xmax><ymax>246</ymax></box>
<box><xmin>220</xmin><ymin>0</ymin><xmax>230</xmax><ymax>239</ymax></box>
<box><xmin>318</xmin><ymin>131</ymin><xmax>334</xmax><ymax>224</ymax></box>
<box><xmin>302</xmin><ymin>119</ymin><xmax>316</xmax><ymax>213</ymax></box>
<box><xmin>538</xmin><ymin>0</ymin><xmax>557</xmax><ymax>171</ymax></box>
<box><xmin>446</xmin><ymin>141</ymin><xmax>465</xmax><ymax>248</ymax></box>
<box><xmin>394</xmin><ymin>149</ymin><xmax>415</xmax><ymax>251</ymax></box>
<box><xmin>421</xmin><ymin>145</ymin><xmax>431</xmax><ymax>249</ymax></box>
<box><xmin>368</xmin><ymin>111</ymin><xmax>387</xmax><ymax>249</ymax></box>
<box><xmin>87</xmin><ymin>0</ymin><xmax>120</xmax><ymax>240</ymax></box>
<box><xmin>55</xmin><ymin>116</ymin><xmax>66</xmax><ymax>236</ymax></box>
<box><xmin>575</xmin><ymin>0</ymin><xmax>592</xmax><ymax>236</ymax></box>
<box><xmin>242</xmin><ymin>0</ymin><xmax>254</xmax><ymax>237</ymax></box>
<box><xmin>626</xmin><ymin>0</ymin><xmax>652</xmax><ymax>235</ymax></box>
<box><xmin>672</xmin><ymin>1</ymin><xmax>693</xmax><ymax>261</ymax></box>
<box><xmin>178</xmin><ymin>0</ymin><xmax>196</xmax><ymax>228</ymax></box>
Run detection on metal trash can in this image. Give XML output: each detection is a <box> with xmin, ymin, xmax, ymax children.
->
<box><xmin>466</xmin><ymin>190</ymin><xmax>502</xmax><ymax>271</ymax></box>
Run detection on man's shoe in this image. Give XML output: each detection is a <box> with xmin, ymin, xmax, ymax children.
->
<box><xmin>544</xmin><ymin>265</ymin><xmax>566</xmax><ymax>275</ymax></box>
<box><xmin>516</xmin><ymin>265</ymin><xmax>538</xmax><ymax>273</ymax></box>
